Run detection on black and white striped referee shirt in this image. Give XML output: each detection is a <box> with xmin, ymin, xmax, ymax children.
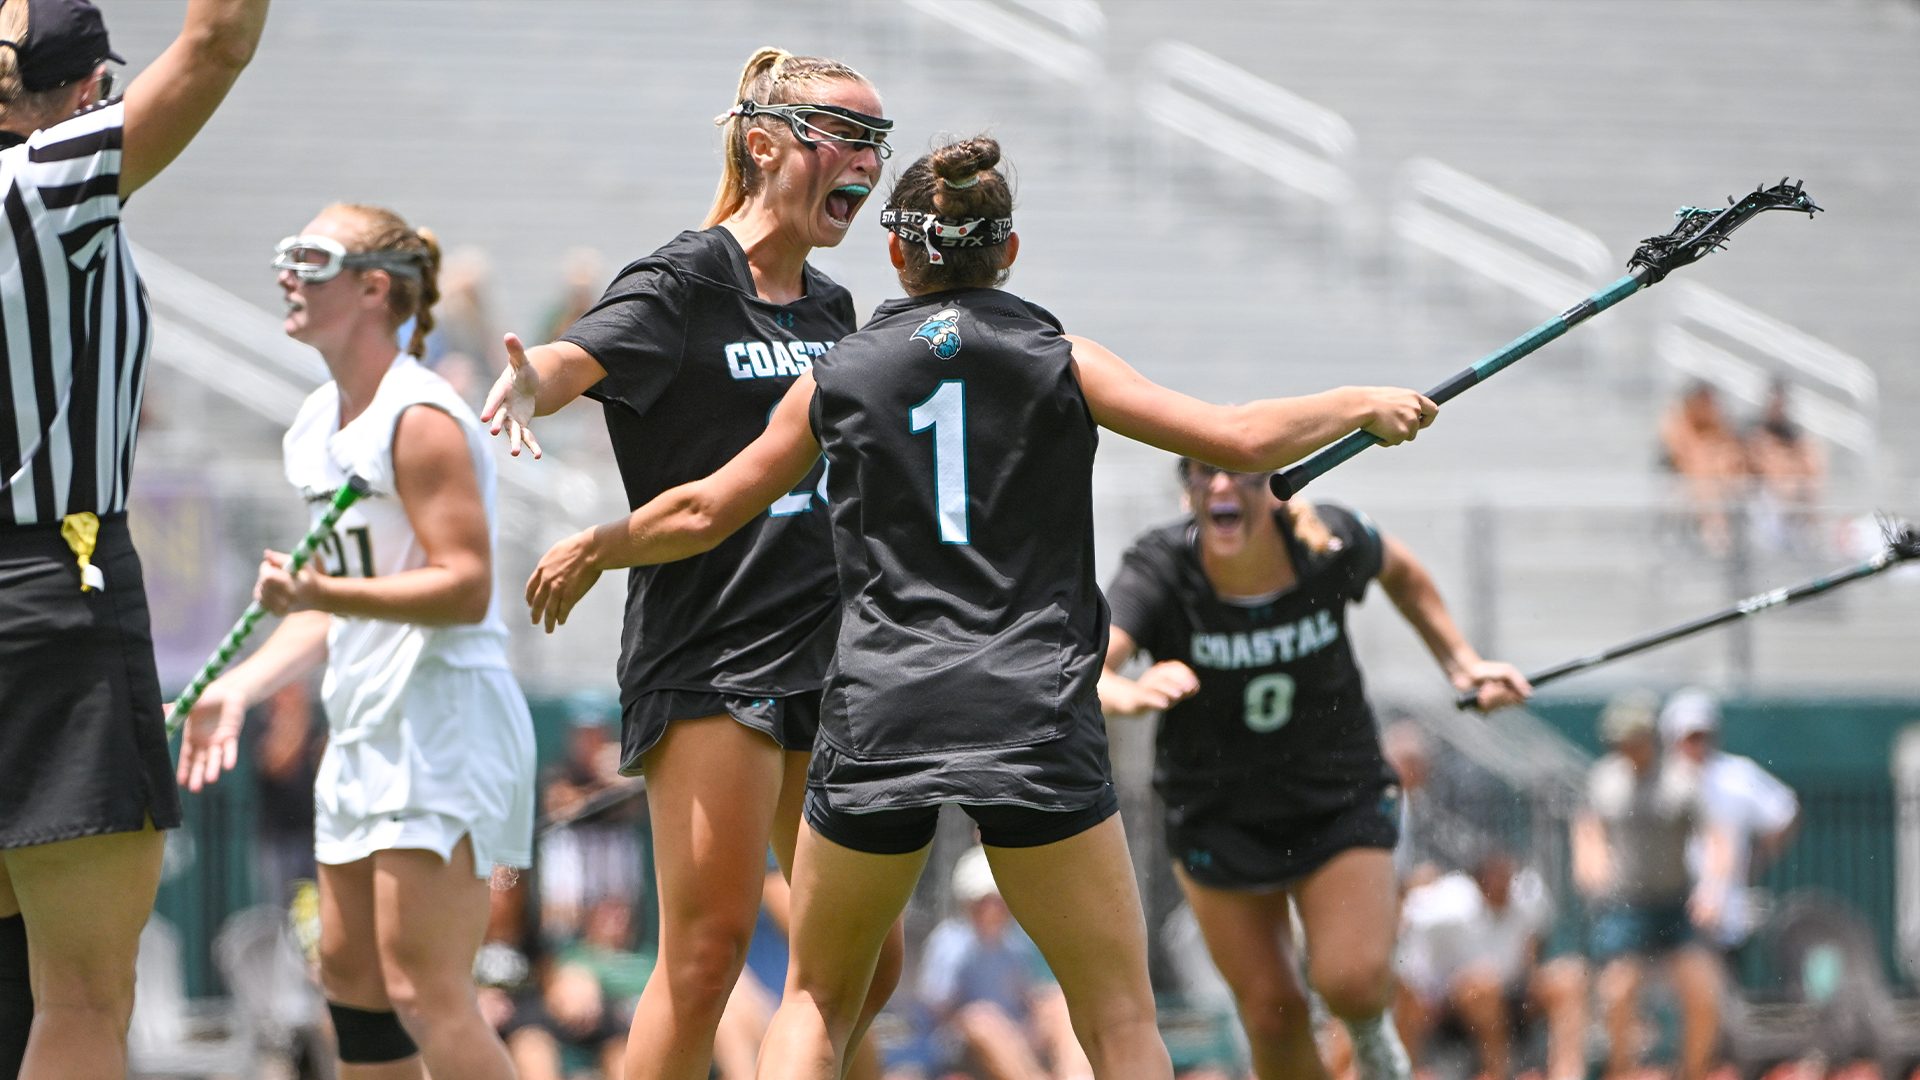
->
<box><xmin>0</xmin><ymin>99</ymin><xmax>149</xmax><ymax>527</ymax></box>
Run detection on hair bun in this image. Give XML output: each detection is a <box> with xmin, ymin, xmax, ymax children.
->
<box><xmin>930</xmin><ymin>137</ymin><xmax>1001</xmax><ymax>186</ymax></box>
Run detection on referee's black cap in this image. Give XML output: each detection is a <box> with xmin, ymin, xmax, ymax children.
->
<box><xmin>15</xmin><ymin>0</ymin><xmax>123</xmax><ymax>93</ymax></box>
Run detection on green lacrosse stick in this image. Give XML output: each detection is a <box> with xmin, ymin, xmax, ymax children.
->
<box><xmin>168</xmin><ymin>475</ymin><xmax>370</xmax><ymax>732</ymax></box>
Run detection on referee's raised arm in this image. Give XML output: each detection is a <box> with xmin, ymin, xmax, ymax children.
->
<box><xmin>119</xmin><ymin>0</ymin><xmax>268</xmax><ymax>197</ymax></box>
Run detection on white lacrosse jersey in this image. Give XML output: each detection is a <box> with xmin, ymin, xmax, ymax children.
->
<box><xmin>283</xmin><ymin>353</ymin><xmax>513</xmax><ymax>738</ymax></box>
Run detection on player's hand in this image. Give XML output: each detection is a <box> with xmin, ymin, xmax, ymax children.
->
<box><xmin>173</xmin><ymin>676</ymin><xmax>249</xmax><ymax>793</ymax></box>
<box><xmin>1357</xmin><ymin>387</ymin><xmax>1437</xmax><ymax>446</ymax></box>
<box><xmin>1689</xmin><ymin>879</ymin><xmax>1727</xmax><ymax>933</ymax></box>
<box><xmin>255</xmin><ymin>549</ymin><xmax>329</xmax><ymax>616</ymax></box>
<box><xmin>482</xmin><ymin>333</ymin><xmax>544</xmax><ymax>459</ymax></box>
<box><xmin>526</xmin><ymin>528</ymin><xmax>602</xmax><ymax>634</ymax></box>
<box><xmin>1456</xmin><ymin>660</ymin><xmax>1532</xmax><ymax>712</ymax></box>
<box><xmin>1099</xmin><ymin>661</ymin><xmax>1200</xmax><ymax>715</ymax></box>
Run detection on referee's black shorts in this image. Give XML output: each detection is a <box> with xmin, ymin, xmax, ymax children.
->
<box><xmin>0</xmin><ymin>513</ymin><xmax>181</xmax><ymax>848</ymax></box>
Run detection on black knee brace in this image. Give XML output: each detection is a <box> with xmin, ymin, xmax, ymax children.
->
<box><xmin>0</xmin><ymin>914</ymin><xmax>30</xmax><ymax>1080</ymax></box>
<box><xmin>327</xmin><ymin>1001</ymin><xmax>419</xmax><ymax>1064</ymax></box>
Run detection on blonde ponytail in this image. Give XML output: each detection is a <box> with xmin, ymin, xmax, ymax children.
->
<box><xmin>328</xmin><ymin>203</ymin><xmax>441</xmax><ymax>358</ymax></box>
<box><xmin>0</xmin><ymin>0</ymin><xmax>30</xmax><ymax>109</ymax></box>
<box><xmin>1286</xmin><ymin>500</ymin><xmax>1338</xmax><ymax>555</ymax></box>
<box><xmin>703</xmin><ymin>46</ymin><xmax>872</xmax><ymax>228</ymax></box>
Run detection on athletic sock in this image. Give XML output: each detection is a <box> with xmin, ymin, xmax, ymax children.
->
<box><xmin>1345</xmin><ymin>1009</ymin><xmax>1412</xmax><ymax>1080</ymax></box>
<box><xmin>0</xmin><ymin>914</ymin><xmax>29</xmax><ymax>1080</ymax></box>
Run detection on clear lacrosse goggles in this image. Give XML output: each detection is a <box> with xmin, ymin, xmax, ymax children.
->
<box><xmin>272</xmin><ymin>235</ymin><xmax>426</xmax><ymax>283</ymax></box>
<box><xmin>729</xmin><ymin>100</ymin><xmax>894</xmax><ymax>159</ymax></box>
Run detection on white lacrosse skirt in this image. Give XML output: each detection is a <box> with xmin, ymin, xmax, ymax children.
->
<box><xmin>313</xmin><ymin>659</ymin><xmax>535</xmax><ymax>877</ymax></box>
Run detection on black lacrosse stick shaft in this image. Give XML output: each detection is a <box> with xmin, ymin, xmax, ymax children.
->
<box><xmin>1454</xmin><ymin>526</ymin><xmax>1919</xmax><ymax>709</ymax></box>
<box><xmin>1272</xmin><ymin>180</ymin><xmax>1821</xmax><ymax>501</ymax></box>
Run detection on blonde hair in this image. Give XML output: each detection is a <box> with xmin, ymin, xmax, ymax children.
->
<box><xmin>0</xmin><ymin>0</ymin><xmax>26</xmax><ymax>107</ymax></box>
<box><xmin>1285</xmin><ymin>501</ymin><xmax>1338</xmax><ymax>555</ymax></box>
<box><xmin>327</xmin><ymin>203</ymin><xmax>441</xmax><ymax>359</ymax></box>
<box><xmin>704</xmin><ymin>47</ymin><xmax>871</xmax><ymax>228</ymax></box>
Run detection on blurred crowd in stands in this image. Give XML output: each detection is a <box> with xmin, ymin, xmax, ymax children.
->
<box><xmin>1662</xmin><ymin>381</ymin><xmax>1826</xmax><ymax>557</ymax></box>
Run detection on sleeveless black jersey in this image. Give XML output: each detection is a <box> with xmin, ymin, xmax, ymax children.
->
<box><xmin>563</xmin><ymin>228</ymin><xmax>850</xmax><ymax>701</ymax></box>
<box><xmin>1106</xmin><ymin>505</ymin><xmax>1396</xmax><ymax>821</ymax></box>
<box><xmin>806</xmin><ymin>289</ymin><xmax>1111</xmax><ymax>812</ymax></box>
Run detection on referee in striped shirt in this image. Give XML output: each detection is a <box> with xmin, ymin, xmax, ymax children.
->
<box><xmin>0</xmin><ymin>1</ymin><xmax>267</xmax><ymax>1075</ymax></box>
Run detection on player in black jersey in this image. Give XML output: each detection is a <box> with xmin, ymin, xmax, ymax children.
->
<box><xmin>479</xmin><ymin>49</ymin><xmax>901</xmax><ymax>1080</ymax></box>
<box><xmin>1100</xmin><ymin>464</ymin><xmax>1532</xmax><ymax>1080</ymax></box>
<box><xmin>524</xmin><ymin>135</ymin><xmax>1437</xmax><ymax>1080</ymax></box>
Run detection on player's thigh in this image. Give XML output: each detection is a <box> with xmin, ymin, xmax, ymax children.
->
<box><xmin>1175</xmin><ymin>866</ymin><xmax>1303</xmax><ymax>1009</ymax></box>
<box><xmin>986</xmin><ymin>815</ymin><xmax>1155</xmax><ymax>1017</ymax></box>
<box><xmin>0</xmin><ymin>852</ymin><xmax>15</xmax><ymax>918</ymax></box>
<box><xmin>372</xmin><ymin>837</ymin><xmax>492</xmax><ymax>995</ymax></box>
<box><xmin>1291</xmin><ymin>847</ymin><xmax>1398</xmax><ymax>1007</ymax></box>
<box><xmin>317</xmin><ymin>855</ymin><xmax>389</xmax><ymax>1006</ymax></box>
<box><xmin>641</xmin><ymin>715</ymin><xmax>786</xmax><ymax>927</ymax></box>
<box><xmin>784</xmin><ymin>822</ymin><xmax>926</xmax><ymax>1006</ymax></box>
<box><xmin>2</xmin><ymin>823</ymin><xmax>164</xmax><ymax>1005</ymax></box>
<box><xmin>769</xmin><ymin>749</ymin><xmax>810</xmax><ymax>880</ymax></box>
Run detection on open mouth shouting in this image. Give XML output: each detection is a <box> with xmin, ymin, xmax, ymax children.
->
<box><xmin>824</xmin><ymin>183</ymin><xmax>870</xmax><ymax>229</ymax></box>
<box><xmin>1206</xmin><ymin>500</ymin><xmax>1246</xmax><ymax>533</ymax></box>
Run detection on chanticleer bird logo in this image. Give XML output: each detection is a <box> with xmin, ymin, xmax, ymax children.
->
<box><xmin>911</xmin><ymin>308</ymin><xmax>962</xmax><ymax>360</ymax></box>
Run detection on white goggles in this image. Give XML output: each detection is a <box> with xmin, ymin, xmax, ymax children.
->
<box><xmin>272</xmin><ymin>235</ymin><xmax>426</xmax><ymax>283</ymax></box>
<box><xmin>727</xmin><ymin>101</ymin><xmax>894</xmax><ymax>159</ymax></box>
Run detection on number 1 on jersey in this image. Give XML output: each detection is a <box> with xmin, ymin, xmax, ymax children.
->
<box><xmin>910</xmin><ymin>380</ymin><xmax>969</xmax><ymax>545</ymax></box>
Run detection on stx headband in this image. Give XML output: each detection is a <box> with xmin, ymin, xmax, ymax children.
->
<box><xmin>726</xmin><ymin>100</ymin><xmax>894</xmax><ymax>158</ymax></box>
<box><xmin>272</xmin><ymin>235</ymin><xmax>428</xmax><ymax>283</ymax></box>
<box><xmin>880</xmin><ymin>208</ymin><xmax>1013</xmax><ymax>265</ymax></box>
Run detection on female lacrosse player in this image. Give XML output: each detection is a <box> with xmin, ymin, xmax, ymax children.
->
<box><xmin>0</xmin><ymin>1</ymin><xmax>265</xmax><ymax>1075</ymax></box>
<box><xmin>479</xmin><ymin>48</ymin><xmax>901</xmax><ymax>1080</ymax></box>
<box><xmin>1098</xmin><ymin>465</ymin><xmax>1532</xmax><ymax>1080</ymax></box>
<box><xmin>177</xmin><ymin>205</ymin><xmax>535</xmax><ymax>1080</ymax></box>
<box><xmin>522</xmin><ymin>136</ymin><xmax>1438</xmax><ymax>1080</ymax></box>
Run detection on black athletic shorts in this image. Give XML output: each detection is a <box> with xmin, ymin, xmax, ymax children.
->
<box><xmin>805</xmin><ymin>782</ymin><xmax>1121</xmax><ymax>856</ymax></box>
<box><xmin>1167</xmin><ymin>785</ymin><xmax>1399</xmax><ymax>892</ymax></box>
<box><xmin>618</xmin><ymin>688</ymin><xmax>821</xmax><ymax>774</ymax></box>
<box><xmin>0</xmin><ymin>514</ymin><xmax>182</xmax><ymax>848</ymax></box>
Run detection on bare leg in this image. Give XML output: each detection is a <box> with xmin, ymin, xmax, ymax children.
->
<box><xmin>956</xmin><ymin>1000</ymin><xmax>1047</xmax><ymax>1080</ymax></box>
<box><xmin>318</xmin><ymin>856</ymin><xmax>420</xmax><ymax>1080</ymax></box>
<box><xmin>715</xmin><ymin>966</ymin><xmax>776</xmax><ymax>1080</ymax></box>
<box><xmin>987</xmin><ymin>816</ymin><xmax>1172</xmax><ymax>1080</ymax></box>
<box><xmin>757</xmin><ymin>824</ymin><xmax>929</xmax><ymax>1080</ymax></box>
<box><xmin>1530</xmin><ymin>956</ymin><xmax>1588</xmax><ymax>1080</ymax></box>
<box><xmin>1448</xmin><ymin>967</ymin><xmax>1510</xmax><ymax>1080</ymax></box>
<box><xmin>1292</xmin><ymin>849</ymin><xmax>1406</xmax><ymax>1080</ymax></box>
<box><xmin>766</xmin><ymin>751</ymin><xmax>902</xmax><ymax>1080</ymax></box>
<box><xmin>1595</xmin><ymin>957</ymin><xmax>1641</xmax><ymax>1080</ymax></box>
<box><xmin>626</xmin><ymin>716</ymin><xmax>787</xmax><ymax>1080</ymax></box>
<box><xmin>1</xmin><ymin>823</ymin><xmax>165</xmax><ymax>1080</ymax></box>
<box><xmin>1668</xmin><ymin>947</ymin><xmax>1721</xmax><ymax>1080</ymax></box>
<box><xmin>1177</xmin><ymin>868</ymin><xmax>1323</xmax><ymax>1080</ymax></box>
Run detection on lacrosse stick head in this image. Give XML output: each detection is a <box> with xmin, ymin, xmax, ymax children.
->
<box><xmin>1882</xmin><ymin>515</ymin><xmax>1920</xmax><ymax>562</ymax></box>
<box><xmin>1628</xmin><ymin>178</ymin><xmax>1820</xmax><ymax>284</ymax></box>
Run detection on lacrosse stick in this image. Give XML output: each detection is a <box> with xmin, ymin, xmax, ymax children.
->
<box><xmin>1454</xmin><ymin>520</ymin><xmax>1920</xmax><ymax>709</ymax></box>
<box><xmin>1272</xmin><ymin>179</ymin><xmax>1822</xmax><ymax>500</ymax></box>
<box><xmin>168</xmin><ymin>476</ymin><xmax>371</xmax><ymax>731</ymax></box>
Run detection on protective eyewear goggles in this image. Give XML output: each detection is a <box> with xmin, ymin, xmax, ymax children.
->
<box><xmin>729</xmin><ymin>100</ymin><xmax>894</xmax><ymax>159</ymax></box>
<box><xmin>272</xmin><ymin>235</ymin><xmax>426</xmax><ymax>284</ymax></box>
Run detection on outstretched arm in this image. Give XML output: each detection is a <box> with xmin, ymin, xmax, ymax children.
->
<box><xmin>1375</xmin><ymin>534</ymin><xmax>1530</xmax><ymax>711</ymax></box>
<box><xmin>120</xmin><ymin>0</ymin><xmax>268</xmax><ymax>198</ymax></box>
<box><xmin>1098</xmin><ymin>626</ymin><xmax>1199</xmax><ymax>717</ymax></box>
<box><xmin>1067</xmin><ymin>335</ymin><xmax>1435</xmax><ymax>471</ymax></box>
<box><xmin>480</xmin><ymin>334</ymin><xmax>610</xmax><ymax>459</ymax></box>
<box><xmin>525</xmin><ymin>374</ymin><xmax>823</xmax><ymax>632</ymax></box>
<box><xmin>175</xmin><ymin>610</ymin><xmax>326</xmax><ymax>793</ymax></box>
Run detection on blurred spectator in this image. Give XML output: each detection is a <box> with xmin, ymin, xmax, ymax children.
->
<box><xmin>251</xmin><ymin>680</ymin><xmax>325</xmax><ymax>909</ymax></box>
<box><xmin>1661</xmin><ymin>688</ymin><xmax>1799</xmax><ymax>952</ymax></box>
<box><xmin>539</xmin><ymin>695</ymin><xmax>645</xmax><ymax>944</ymax></box>
<box><xmin>1396</xmin><ymin>850</ymin><xmax>1587</xmax><ymax>1080</ymax></box>
<box><xmin>540</xmin><ymin>247</ymin><xmax>608</xmax><ymax>344</ymax></box>
<box><xmin>1382</xmin><ymin>719</ymin><xmax>1482</xmax><ymax>886</ymax></box>
<box><xmin>917</xmin><ymin>847</ymin><xmax>1091</xmax><ymax>1080</ymax></box>
<box><xmin>1573</xmin><ymin>692</ymin><xmax>1732</xmax><ymax>1080</ymax></box>
<box><xmin>559</xmin><ymin>897</ymin><xmax>654</xmax><ymax>1019</ymax></box>
<box><xmin>497</xmin><ymin>959</ymin><xmax>629</xmax><ymax>1080</ymax></box>
<box><xmin>1661</xmin><ymin>382</ymin><xmax>1748</xmax><ymax>555</ymax></box>
<box><xmin>427</xmin><ymin>245</ymin><xmax>507</xmax><ymax>406</ymax></box>
<box><xmin>1744</xmin><ymin>381</ymin><xmax>1824</xmax><ymax>554</ymax></box>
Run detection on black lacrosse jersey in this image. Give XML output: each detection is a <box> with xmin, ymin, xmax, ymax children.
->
<box><xmin>563</xmin><ymin>228</ymin><xmax>850</xmax><ymax>702</ymax></box>
<box><xmin>806</xmin><ymin>288</ymin><xmax>1112</xmax><ymax>812</ymax></box>
<box><xmin>1106</xmin><ymin>505</ymin><xmax>1395</xmax><ymax>822</ymax></box>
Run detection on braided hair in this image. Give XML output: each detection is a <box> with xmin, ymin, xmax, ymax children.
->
<box><xmin>329</xmin><ymin>203</ymin><xmax>441</xmax><ymax>359</ymax></box>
